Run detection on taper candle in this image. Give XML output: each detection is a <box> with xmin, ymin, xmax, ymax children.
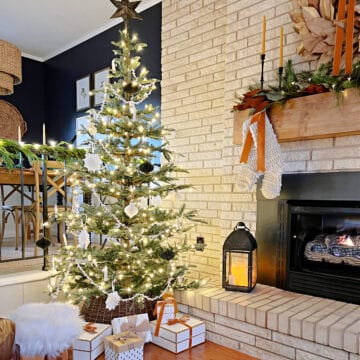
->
<box><xmin>18</xmin><ymin>125</ymin><xmax>21</xmax><ymax>143</ymax></box>
<box><xmin>261</xmin><ymin>16</ymin><xmax>266</xmax><ymax>55</ymax></box>
<box><xmin>279</xmin><ymin>26</ymin><xmax>284</xmax><ymax>67</ymax></box>
<box><xmin>42</xmin><ymin>123</ymin><xmax>46</xmax><ymax>145</ymax></box>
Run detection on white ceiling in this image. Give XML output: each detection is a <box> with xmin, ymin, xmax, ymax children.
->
<box><xmin>0</xmin><ymin>0</ymin><xmax>160</xmax><ymax>62</ymax></box>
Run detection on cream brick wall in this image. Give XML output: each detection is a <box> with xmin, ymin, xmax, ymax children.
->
<box><xmin>161</xmin><ymin>0</ymin><xmax>360</xmax><ymax>284</ymax></box>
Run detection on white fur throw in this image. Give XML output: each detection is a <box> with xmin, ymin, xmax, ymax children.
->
<box><xmin>10</xmin><ymin>302</ymin><xmax>83</xmax><ymax>357</ymax></box>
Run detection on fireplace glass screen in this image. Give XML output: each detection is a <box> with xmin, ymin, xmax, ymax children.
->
<box><xmin>289</xmin><ymin>201</ymin><xmax>360</xmax><ymax>278</ymax></box>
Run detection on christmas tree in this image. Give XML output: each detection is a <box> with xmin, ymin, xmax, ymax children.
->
<box><xmin>49</xmin><ymin>1</ymin><xmax>203</xmax><ymax>310</ymax></box>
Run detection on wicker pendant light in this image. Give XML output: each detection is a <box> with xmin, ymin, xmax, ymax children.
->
<box><xmin>0</xmin><ymin>39</ymin><xmax>22</xmax><ymax>95</ymax></box>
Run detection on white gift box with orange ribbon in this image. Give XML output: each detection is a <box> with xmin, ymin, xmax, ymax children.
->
<box><xmin>154</xmin><ymin>297</ymin><xmax>177</xmax><ymax>324</ymax></box>
<box><xmin>150</xmin><ymin>314</ymin><xmax>205</xmax><ymax>353</ymax></box>
<box><xmin>111</xmin><ymin>313</ymin><xmax>151</xmax><ymax>343</ymax></box>
<box><xmin>73</xmin><ymin>323</ymin><xmax>112</xmax><ymax>360</ymax></box>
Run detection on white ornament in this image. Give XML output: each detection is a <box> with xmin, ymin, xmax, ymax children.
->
<box><xmin>150</xmin><ymin>195</ymin><xmax>162</xmax><ymax>207</ymax></box>
<box><xmin>78</xmin><ymin>229</ymin><xmax>90</xmax><ymax>250</ymax></box>
<box><xmin>84</xmin><ymin>153</ymin><xmax>102</xmax><ymax>172</ymax></box>
<box><xmin>129</xmin><ymin>101</ymin><xmax>137</xmax><ymax>122</ymax></box>
<box><xmin>105</xmin><ymin>291</ymin><xmax>120</xmax><ymax>310</ymax></box>
<box><xmin>138</xmin><ymin>197</ymin><xmax>148</xmax><ymax>209</ymax></box>
<box><xmin>88</xmin><ymin>124</ymin><xmax>97</xmax><ymax>136</ymax></box>
<box><xmin>124</xmin><ymin>202</ymin><xmax>139</xmax><ymax>218</ymax></box>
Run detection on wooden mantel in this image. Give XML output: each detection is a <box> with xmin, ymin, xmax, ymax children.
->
<box><xmin>233</xmin><ymin>88</ymin><xmax>360</xmax><ymax>145</ymax></box>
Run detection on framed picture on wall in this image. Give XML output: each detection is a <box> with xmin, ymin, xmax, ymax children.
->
<box><xmin>76</xmin><ymin>75</ymin><xmax>91</xmax><ymax>111</ymax></box>
<box><xmin>93</xmin><ymin>67</ymin><xmax>110</xmax><ymax>106</ymax></box>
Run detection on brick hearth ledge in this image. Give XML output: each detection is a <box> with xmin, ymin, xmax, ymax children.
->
<box><xmin>174</xmin><ymin>285</ymin><xmax>360</xmax><ymax>360</ymax></box>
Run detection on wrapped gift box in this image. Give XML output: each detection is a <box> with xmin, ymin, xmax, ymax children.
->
<box><xmin>111</xmin><ymin>313</ymin><xmax>151</xmax><ymax>343</ymax></box>
<box><xmin>155</xmin><ymin>301</ymin><xmax>176</xmax><ymax>324</ymax></box>
<box><xmin>73</xmin><ymin>323</ymin><xmax>112</xmax><ymax>360</ymax></box>
<box><xmin>150</xmin><ymin>315</ymin><xmax>205</xmax><ymax>353</ymax></box>
<box><xmin>104</xmin><ymin>331</ymin><xmax>144</xmax><ymax>360</ymax></box>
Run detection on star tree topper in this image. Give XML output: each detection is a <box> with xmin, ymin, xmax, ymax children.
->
<box><xmin>109</xmin><ymin>0</ymin><xmax>142</xmax><ymax>30</ymax></box>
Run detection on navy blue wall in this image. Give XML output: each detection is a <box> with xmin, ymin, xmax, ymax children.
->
<box><xmin>1</xmin><ymin>4</ymin><xmax>161</xmax><ymax>143</ymax></box>
<box><xmin>45</xmin><ymin>4</ymin><xmax>161</xmax><ymax>143</ymax></box>
<box><xmin>0</xmin><ymin>57</ymin><xmax>46</xmax><ymax>143</ymax></box>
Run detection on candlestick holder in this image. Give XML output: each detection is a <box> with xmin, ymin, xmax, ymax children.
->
<box><xmin>278</xmin><ymin>66</ymin><xmax>284</xmax><ymax>90</ymax></box>
<box><xmin>260</xmin><ymin>54</ymin><xmax>266</xmax><ymax>90</ymax></box>
<box><xmin>19</xmin><ymin>151</ymin><xmax>25</xmax><ymax>259</ymax></box>
<box><xmin>36</xmin><ymin>154</ymin><xmax>51</xmax><ymax>271</ymax></box>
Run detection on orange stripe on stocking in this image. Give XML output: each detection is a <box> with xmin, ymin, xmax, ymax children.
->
<box><xmin>345</xmin><ymin>0</ymin><xmax>355</xmax><ymax>74</ymax></box>
<box><xmin>239</xmin><ymin>113</ymin><xmax>260</xmax><ymax>164</ymax></box>
<box><xmin>256</xmin><ymin>112</ymin><xmax>266</xmax><ymax>173</ymax></box>
<box><xmin>332</xmin><ymin>0</ymin><xmax>346</xmax><ymax>76</ymax></box>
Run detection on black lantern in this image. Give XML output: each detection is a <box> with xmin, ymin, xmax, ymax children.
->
<box><xmin>222</xmin><ymin>222</ymin><xmax>257</xmax><ymax>292</ymax></box>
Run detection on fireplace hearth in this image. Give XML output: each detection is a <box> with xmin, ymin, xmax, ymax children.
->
<box><xmin>256</xmin><ymin>172</ymin><xmax>360</xmax><ymax>304</ymax></box>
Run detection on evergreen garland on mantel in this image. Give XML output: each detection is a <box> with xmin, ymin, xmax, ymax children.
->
<box><xmin>0</xmin><ymin>139</ymin><xmax>85</xmax><ymax>168</ymax></box>
<box><xmin>234</xmin><ymin>60</ymin><xmax>360</xmax><ymax>114</ymax></box>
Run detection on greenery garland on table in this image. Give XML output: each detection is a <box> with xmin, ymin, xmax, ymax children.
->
<box><xmin>233</xmin><ymin>60</ymin><xmax>360</xmax><ymax>114</ymax></box>
<box><xmin>0</xmin><ymin>139</ymin><xmax>85</xmax><ymax>168</ymax></box>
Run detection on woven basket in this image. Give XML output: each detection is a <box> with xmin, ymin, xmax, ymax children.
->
<box><xmin>0</xmin><ymin>100</ymin><xmax>26</xmax><ymax>140</ymax></box>
<box><xmin>80</xmin><ymin>296</ymin><xmax>158</xmax><ymax>324</ymax></box>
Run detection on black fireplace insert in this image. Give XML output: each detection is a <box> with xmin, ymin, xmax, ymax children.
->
<box><xmin>256</xmin><ymin>172</ymin><xmax>360</xmax><ymax>304</ymax></box>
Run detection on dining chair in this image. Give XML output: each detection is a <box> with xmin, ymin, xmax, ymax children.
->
<box><xmin>31</xmin><ymin>160</ymin><xmax>73</xmax><ymax>246</ymax></box>
<box><xmin>0</xmin><ymin>183</ymin><xmax>35</xmax><ymax>253</ymax></box>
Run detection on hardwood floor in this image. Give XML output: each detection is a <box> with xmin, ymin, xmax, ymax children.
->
<box><xmin>91</xmin><ymin>341</ymin><xmax>258</xmax><ymax>360</ymax></box>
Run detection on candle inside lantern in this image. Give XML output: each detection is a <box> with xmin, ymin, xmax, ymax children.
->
<box><xmin>103</xmin><ymin>265</ymin><xmax>109</xmax><ymax>282</ymax></box>
<box><xmin>230</xmin><ymin>263</ymin><xmax>248</xmax><ymax>287</ymax></box>
<box><xmin>18</xmin><ymin>125</ymin><xmax>21</xmax><ymax>143</ymax></box>
<box><xmin>261</xmin><ymin>16</ymin><xmax>266</xmax><ymax>55</ymax></box>
<box><xmin>279</xmin><ymin>26</ymin><xmax>284</xmax><ymax>67</ymax></box>
<box><xmin>42</xmin><ymin>123</ymin><xmax>46</xmax><ymax>145</ymax></box>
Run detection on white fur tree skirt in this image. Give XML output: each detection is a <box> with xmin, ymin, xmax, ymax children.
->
<box><xmin>10</xmin><ymin>302</ymin><xmax>83</xmax><ymax>357</ymax></box>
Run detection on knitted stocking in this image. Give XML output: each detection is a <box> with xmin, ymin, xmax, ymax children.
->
<box><xmin>236</xmin><ymin>118</ymin><xmax>261</xmax><ymax>192</ymax></box>
<box><xmin>249</xmin><ymin>112</ymin><xmax>284</xmax><ymax>199</ymax></box>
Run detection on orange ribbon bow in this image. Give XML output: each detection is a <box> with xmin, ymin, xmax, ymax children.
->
<box><xmin>167</xmin><ymin>315</ymin><xmax>193</xmax><ymax>348</ymax></box>
<box><xmin>240</xmin><ymin>111</ymin><xmax>266</xmax><ymax>172</ymax></box>
<box><xmin>153</xmin><ymin>296</ymin><xmax>177</xmax><ymax>337</ymax></box>
<box><xmin>83</xmin><ymin>322</ymin><xmax>97</xmax><ymax>333</ymax></box>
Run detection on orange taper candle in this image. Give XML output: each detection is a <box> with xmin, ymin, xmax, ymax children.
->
<box><xmin>261</xmin><ymin>16</ymin><xmax>266</xmax><ymax>55</ymax></box>
<box><xmin>279</xmin><ymin>26</ymin><xmax>284</xmax><ymax>67</ymax></box>
<box><xmin>332</xmin><ymin>0</ymin><xmax>346</xmax><ymax>76</ymax></box>
<box><xmin>345</xmin><ymin>0</ymin><xmax>355</xmax><ymax>74</ymax></box>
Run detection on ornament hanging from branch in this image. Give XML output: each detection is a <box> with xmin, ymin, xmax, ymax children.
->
<box><xmin>106</xmin><ymin>291</ymin><xmax>121</xmax><ymax>311</ymax></box>
<box><xmin>139</xmin><ymin>161</ymin><xmax>154</xmax><ymax>173</ymax></box>
<box><xmin>124</xmin><ymin>202</ymin><xmax>139</xmax><ymax>218</ymax></box>
<box><xmin>84</xmin><ymin>153</ymin><xmax>102</xmax><ymax>172</ymax></box>
<box><xmin>78</xmin><ymin>228</ymin><xmax>90</xmax><ymax>250</ymax></box>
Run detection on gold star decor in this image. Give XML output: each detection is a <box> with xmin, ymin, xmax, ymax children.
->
<box><xmin>109</xmin><ymin>0</ymin><xmax>142</xmax><ymax>30</ymax></box>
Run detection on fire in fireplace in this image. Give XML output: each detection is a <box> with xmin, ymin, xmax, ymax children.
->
<box><xmin>256</xmin><ymin>172</ymin><xmax>360</xmax><ymax>304</ymax></box>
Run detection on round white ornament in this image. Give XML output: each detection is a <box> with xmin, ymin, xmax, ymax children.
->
<box><xmin>84</xmin><ymin>153</ymin><xmax>102</xmax><ymax>172</ymax></box>
<box><xmin>124</xmin><ymin>202</ymin><xmax>139</xmax><ymax>218</ymax></box>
